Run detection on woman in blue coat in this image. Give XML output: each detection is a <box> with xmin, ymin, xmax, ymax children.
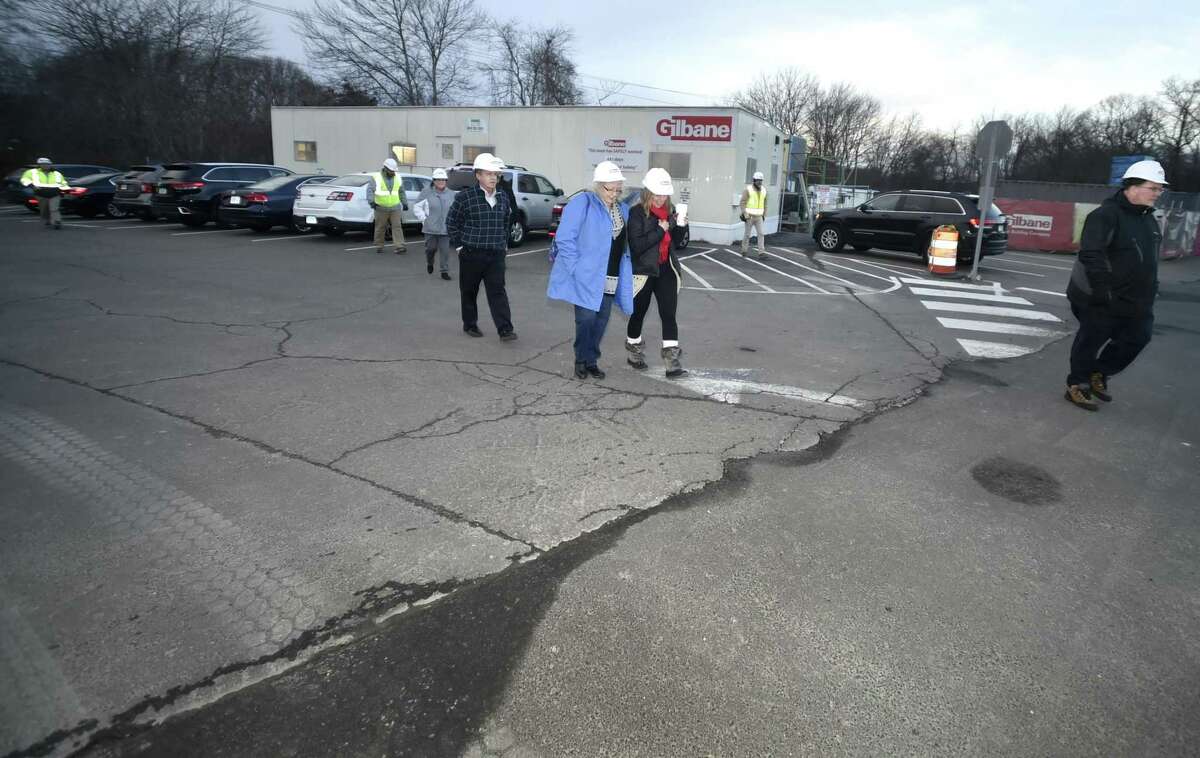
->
<box><xmin>547</xmin><ymin>161</ymin><xmax>635</xmax><ymax>379</ymax></box>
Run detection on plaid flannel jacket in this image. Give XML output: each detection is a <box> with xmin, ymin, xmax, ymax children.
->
<box><xmin>446</xmin><ymin>185</ymin><xmax>512</xmax><ymax>252</ymax></box>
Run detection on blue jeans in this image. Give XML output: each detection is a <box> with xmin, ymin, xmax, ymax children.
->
<box><xmin>573</xmin><ymin>294</ymin><xmax>614</xmax><ymax>366</ymax></box>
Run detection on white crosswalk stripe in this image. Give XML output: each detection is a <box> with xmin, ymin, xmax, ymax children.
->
<box><xmin>954</xmin><ymin>340</ymin><xmax>1038</xmax><ymax>358</ymax></box>
<box><xmin>920</xmin><ymin>301</ymin><xmax>1061</xmax><ymax>322</ymax></box>
<box><xmin>935</xmin><ymin>318</ymin><xmax>1065</xmax><ymax>337</ymax></box>
<box><xmin>908</xmin><ymin>287</ymin><xmax>1032</xmax><ymax>305</ymax></box>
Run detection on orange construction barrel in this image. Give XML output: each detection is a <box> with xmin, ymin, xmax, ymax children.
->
<box><xmin>927</xmin><ymin>225</ymin><xmax>959</xmax><ymax>275</ymax></box>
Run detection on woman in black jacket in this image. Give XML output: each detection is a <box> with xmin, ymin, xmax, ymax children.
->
<box><xmin>625</xmin><ymin>167</ymin><xmax>688</xmax><ymax>377</ymax></box>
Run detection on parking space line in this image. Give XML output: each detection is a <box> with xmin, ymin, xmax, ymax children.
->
<box><xmin>172</xmin><ymin>228</ymin><xmax>247</xmax><ymax>237</ymax></box>
<box><xmin>936</xmin><ymin>317</ymin><xmax>1065</xmax><ymax>337</ymax></box>
<box><xmin>900</xmin><ymin>277</ymin><xmax>1001</xmax><ymax>292</ymax></box>
<box><xmin>774</xmin><ymin>248</ymin><xmax>898</xmax><ymax>285</ymax></box>
<box><xmin>988</xmin><ymin>257</ymin><xmax>1073</xmax><ymax>271</ymax></box>
<box><xmin>678</xmin><ymin>262</ymin><xmax>715</xmax><ymax>289</ymax></box>
<box><xmin>1015</xmin><ymin>287</ymin><xmax>1067</xmax><ymax>297</ymax></box>
<box><xmin>921</xmin><ymin>301</ymin><xmax>1061</xmax><ymax>322</ymax></box>
<box><xmin>104</xmin><ymin>224</ymin><xmax>167</xmax><ymax>231</ymax></box>
<box><xmin>1006</xmin><ymin>251</ymin><xmax>1074</xmax><ymax>262</ymax></box>
<box><xmin>979</xmin><ymin>264</ymin><xmax>1046</xmax><ymax>277</ymax></box>
<box><xmin>678</xmin><ymin>248</ymin><xmax>717</xmax><ymax>261</ymax></box>
<box><xmin>343</xmin><ymin>245</ymin><xmax>377</xmax><ymax>251</ymax></box>
<box><xmin>720</xmin><ymin>250</ymin><xmax>831</xmax><ymax>293</ymax></box>
<box><xmin>700</xmin><ymin>253</ymin><xmax>776</xmax><ymax>292</ymax></box>
<box><xmin>507</xmin><ymin>247</ymin><xmax>549</xmax><ymax>257</ymax></box>
<box><xmin>909</xmin><ymin>287</ymin><xmax>1032</xmax><ymax>305</ymax></box>
<box><xmin>250</xmin><ymin>234</ymin><xmax>319</xmax><ymax>243</ymax></box>
<box><xmin>751</xmin><ymin>249</ymin><xmax>872</xmax><ymax>291</ymax></box>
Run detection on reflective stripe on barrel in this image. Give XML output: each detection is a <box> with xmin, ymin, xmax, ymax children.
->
<box><xmin>928</xmin><ymin>225</ymin><xmax>959</xmax><ymax>275</ymax></box>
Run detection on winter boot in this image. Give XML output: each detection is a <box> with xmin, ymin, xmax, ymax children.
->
<box><xmin>662</xmin><ymin>346</ymin><xmax>687</xmax><ymax>378</ymax></box>
<box><xmin>626</xmin><ymin>340</ymin><xmax>647</xmax><ymax>370</ymax></box>
<box><xmin>1064</xmin><ymin>384</ymin><xmax>1098</xmax><ymax>411</ymax></box>
<box><xmin>1089</xmin><ymin>372</ymin><xmax>1112</xmax><ymax>402</ymax></box>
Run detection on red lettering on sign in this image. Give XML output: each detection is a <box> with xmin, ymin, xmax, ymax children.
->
<box><xmin>655</xmin><ymin>115</ymin><xmax>734</xmax><ymax>142</ymax></box>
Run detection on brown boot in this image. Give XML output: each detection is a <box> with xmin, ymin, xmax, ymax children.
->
<box><xmin>1064</xmin><ymin>384</ymin><xmax>1098</xmax><ymax>411</ymax></box>
<box><xmin>626</xmin><ymin>340</ymin><xmax>647</xmax><ymax>370</ymax></box>
<box><xmin>1089</xmin><ymin>372</ymin><xmax>1112</xmax><ymax>402</ymax></box>
<box><xmin>662</xmin><ymin>346</ymin><xmax>687</xmax><ymax>378</ymax></box>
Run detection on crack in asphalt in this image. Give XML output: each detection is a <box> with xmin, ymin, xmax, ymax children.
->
<box><xmin>850</xmin><ymin>291</ymin><xmax>939</xmax><ymax>366</ymax></box>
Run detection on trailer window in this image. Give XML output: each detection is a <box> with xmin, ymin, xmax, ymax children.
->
<box><xmin>463</xmin><ymin>145</ymin><xmax>495</xmax><ymax>164</ymax></box>
<box><xmin>649</xmin><ymin>152</ymin><xmax>690</xmax><ymax>180</ymax></box>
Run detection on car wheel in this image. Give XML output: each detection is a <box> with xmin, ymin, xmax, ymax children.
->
<box><xmin>816</xmin><ymin>224</ymin><xmax>845</xmax><ymax>252</ymax></box>
<box><xmin>321</xmin><ymin>227</ymin><xmax>344</xmax><ymax>237</ymax></box>
<box><xmin>180</xmin><ymin>215</ymin><xmax>207</xmax><ymax>228</ymax></box>
<box><xmin>508</xmin><ymin>217</ymin><xmax>527</xmax><ymax>248</ymax></box>
<box><xmin>852</xmin><ymin>244</ymin><xmax>871</xmax><ymax>252</ymax></box>
<box><xmin>105</xmin><ymin>202</ymin><xmax>128</xmax><ymax>219</ymax></box>
<box><xmin>677</xmin><ymin>226</ymin><xmax>690</xmax><ymax>249</ymax></box>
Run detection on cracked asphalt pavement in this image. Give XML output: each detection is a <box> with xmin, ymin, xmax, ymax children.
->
<box><xmin>1</xmin><ymin>214</ymin><xmax>1197</xmax><ymax>757</ymax></box>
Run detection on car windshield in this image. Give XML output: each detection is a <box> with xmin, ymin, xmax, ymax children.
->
<box><xmin>247</xmin><ymin>175</ymin><xmax>302</xmax><ymax>191</ymax></box>
<box><xmin>330</xmin><ymin>174</ymin><xmax>371</xmax><ymax>187</ymax></box>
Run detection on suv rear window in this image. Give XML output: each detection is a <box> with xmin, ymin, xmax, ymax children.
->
<box><xmin>161</xmin><ymin>167</ymin><xmax>196</xmax><ymax>181</ymax></box>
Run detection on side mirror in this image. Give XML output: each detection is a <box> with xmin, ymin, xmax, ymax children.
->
<box><xmin>554</xmin><ymin>188</ymin><xmax>564</xmax><ymax>197</ymax></box>
<box><xmin>859</xmin><ymin>205</ymin><xmax>872</xmax><ymax>213</ymax></box>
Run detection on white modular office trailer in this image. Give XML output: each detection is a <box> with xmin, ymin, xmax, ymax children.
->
<box><xmin>270</xmin><ymin>106</ymin><xmax>788</xmax><ymax>245</ymax></box>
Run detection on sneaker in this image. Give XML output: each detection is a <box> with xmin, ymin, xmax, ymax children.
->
<box><xmin>395</xmin><ymin>246</ymin><xmax>407</xmax><ymax>255</ymax></box>
<box><xmin>1089</xmin><ymin>372</ymin><xmax>1112</xmax><ymax>402</ymax></box>
<box><xmin>464</xmin><ymin>325</ymin><xmax>483</xmax><ymax>338</ymax></box>
<box><xmin>499</xmin><ymin>331</ymin><xmax>518</xmax><ymax>342</ymax></box>
<box><xmin>441</xmin><ymin>272</ymin><xmax>452</xmax><ymax>281</ymax></box>
<box><xmin>586</xmin><ymin>365</ymin><xmax>606</xmax><ymax>379</ymax></box>
<box><xmin>1064</xmin><ymin>384</ymin><xmax>1098</xmax><ymax>411</ymax></box>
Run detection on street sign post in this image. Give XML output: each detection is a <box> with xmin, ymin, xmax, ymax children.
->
<box><xmin>969</xmin><ymin>120</ymin><xmax>1014</xmax><ymax>280</ymax></box>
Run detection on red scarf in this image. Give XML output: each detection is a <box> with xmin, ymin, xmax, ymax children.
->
<box><xmin>649</xmin><ymin>203</ymin><xmax>671</xmax><ymax>263</ymax></box>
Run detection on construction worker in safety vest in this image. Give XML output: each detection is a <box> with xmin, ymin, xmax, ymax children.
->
<box><xmin>367</xmin><ymin>157</ymin><xmax>408</xmax><ymax>255</ymax></box>
<box><xmin>20</xmin><ymin>157</ymin><xmax>70</xmax><ymax>229</ymax></box>
<box><xmin>739</xmin><ymin>171</ymin><xmax>768</xmax><ymax>259</ymax></box>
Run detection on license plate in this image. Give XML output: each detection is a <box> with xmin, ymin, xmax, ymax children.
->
<box><xmin>157</xmin><ymin>187</ymin><xmax>167</xmax><ymax>195</ymax></box>
<box><xmin>230</xmin><ymin>196</ymin><xmax>242</xmax><ymax>205</ymax></box>
<box><xmin>305</xmin><ymin>215</ymin><xmax>317</xmax><ymax>225</ymax></box>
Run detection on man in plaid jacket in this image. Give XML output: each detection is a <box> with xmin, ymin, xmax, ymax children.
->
<box><xmin>446</xmin><ymin>153</ymin><xmax>518</xmax><ymax>341</ymax></box>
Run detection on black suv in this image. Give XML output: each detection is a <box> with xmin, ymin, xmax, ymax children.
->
<box><xmin>152</xmin><ymin>162</ymin><xmax>293</xmax><ymax>227</ymax></box>
<box><xmin>812</xmin><ymin>190</ymin><xmax>1008</xmax><ymax>261</ymax></box>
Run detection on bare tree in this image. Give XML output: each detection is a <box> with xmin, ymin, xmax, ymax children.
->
<box><xmin>805</xmin><ymin>82</ymin><xmax>882</xmax><ymax>177</ymax></box>
<box><xmin>1159</xmin><ymin>76</ymin><xmax>1200</xmax><ymax>182</ymax></box>
<box><xmin>482</xmin><ymin>22</ymin><xmax>582</xmax><ymax>106</ymax></box>
<box><xmin>728</xmin><ymin>67</ymin><xmax>816</xmax><ymax>136</ymax></box>
<box><xmin>297</xmin><ymin>0</ymin><xmax>483</xmax><ymax>106</ymax></box>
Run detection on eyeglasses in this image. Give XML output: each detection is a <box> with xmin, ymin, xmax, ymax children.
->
<box><xmin>600</xmin><ymin>184</ymin><xmax>622</xmax><ymax>193</ymax></box>
<box><xmin>1142</xmin><ymin>185</ymin><xmax>1166</xmax><ymax>194</ymax></box>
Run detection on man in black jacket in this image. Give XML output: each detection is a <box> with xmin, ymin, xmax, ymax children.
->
<box><xmin>445</xmin><ymin>153</ymin><xmax>518</xmax><ymax>341</ymax></box>
<box><xmin>1064</xmin><ymin>160</ymin><xmax>1167</xmax><ymax>410</ymax></box>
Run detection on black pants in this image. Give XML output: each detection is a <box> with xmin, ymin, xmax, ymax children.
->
<box><xmin>459</xmin><ymin>247</ymin><xmax>513</xmax><ymax>334</ymax></box>
<box><xmin>1067</xmin><ymin>301</ymin><xmax>1153</xmax><ymax>386</ymax></box>
<box><xmin>628</xmin><ymin>260</ymin><xmax>679</xmax><ymax>341</ymax></box>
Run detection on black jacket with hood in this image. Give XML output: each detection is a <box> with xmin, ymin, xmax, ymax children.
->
<box><xmin>1066</xmin><ymin>189</ymin><xmax>1161</xmax><ymax>316</ymax></box>
<box><xmin>627</xmin><ymin>202</ymin><xmax>686</xmax><ymax>276</ymax></box>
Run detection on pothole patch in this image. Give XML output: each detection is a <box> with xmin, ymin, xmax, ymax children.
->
<box><xmin>970</xmin><ymin>456</ymin><xmax>1061</xmax><ymax>505</ymax></box>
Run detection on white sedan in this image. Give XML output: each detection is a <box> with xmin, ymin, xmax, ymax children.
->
<box><xmin>293</xmin><ymin>172</ymin><xmax>431</xmax><ymax>236</ymax></box>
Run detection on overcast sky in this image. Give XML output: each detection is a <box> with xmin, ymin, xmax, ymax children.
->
<box><xmin>256</xmin><ymin>0</ymin><xmax>1199</xmax><ymax>131</ymax></box>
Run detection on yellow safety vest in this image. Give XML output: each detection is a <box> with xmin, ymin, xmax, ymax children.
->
<box><xmin>372</xmin><ymin>173</ymin><xmax>402</xmax><ymax>208</ymax></box>
<box><xmin>21</xmin><ymin>168</ymin><xmax>68</xmax><ymax>189</ymax></box>
<box><xmin>745</xmin><ymin>185</ymin><xmax>766</xmax><ymax>215</ymax></box>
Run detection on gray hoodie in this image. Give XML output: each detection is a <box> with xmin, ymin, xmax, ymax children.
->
<box><xmin>417</xmin><ymin>185</ymin><xmax>457</xmax><ymax>235</ymax></box>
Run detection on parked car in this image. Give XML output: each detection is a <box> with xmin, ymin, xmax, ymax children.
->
<box><xmin>5</xmin><ymin>163</ymin><xmax>120</xmax><ymax>208</ymax></box>
<box><xmin>812</xmin><ymin>189</ymin><xmax>1008</xmax><ymax>262</ymax></box>
<box><xmin>216</xmin><ymin>174</ymin><xmax>334</xmax><ymax>232</ymax></box>
<box><xmin>291</xmin><ymin>172</ymin><xmax>429</xmax><ymax>237</ymax></box>
<box><xmin>548</xmin><ymin>186</ymin><xmax>690</xmax><ymax>248</ymax></box>
<box><xmin>112</xmin><ymin>165</ymin><xmax>166</xmax><ymax>220</ymax></box>
<box><xmin>445</xmin><ymin>163</ymin><xmax>563</xmax><ymax>247</ymax></box>
<box><xmin>151</xmin><ymin>162</ymin><xmax>293</xmax><ymax>227</ymax></box>
<box><xmin>58</xmin><ymin>172</ymin><xmax>127</xmax><ymax>218</ymax></box>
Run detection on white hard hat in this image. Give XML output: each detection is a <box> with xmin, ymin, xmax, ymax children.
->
<box><xmin>431</xmin><ymin>168</ymin><xmax>448</xmax><ymax>180</ymax></box>
<box><xmin>36</xmin><ymin>157</ymin><xmax>51</xmax><ymax>165</ymax></box>
<box><xmin>593</xmin><ymin>161</ymin><xmax>625</xmax><ymax>183</ymax></box>
<box><xmin>642</xmin><ymin>167</ymin><xmax>674</xmax><ymax>196</ymax></box>
<box><xmin>472</xmin><ymin>152</ymin><xmax>506</xmax><ymax>172</ymax></box>
<box><xmin>752</xmin><ymin>171</ymin><xmax>764</xmax><ymax>181</ymax></box>
<box><xmin>382</xmin><ymin>158</ymin><xmax>399</xmax><ymax>172</ymax></box>
<box><xmin>1123</xmin><ymin>159</ymin><xmax>1168</xmax><ymax>185</ymax></box>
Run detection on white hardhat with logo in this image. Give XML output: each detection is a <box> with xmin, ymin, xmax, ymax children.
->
<box><xmin>593</xmin><ymin>161</ymin><xmax>624</xmax><ymax>183</ymax></box>
<box><xmin>36</xmin><ymin>157</ymin><xmax>51</xmax><ymax>165</ymax></box>
<box><xmin>1123</xmin><ymin>159</ymin><xmax>1168</xmax><ymax>185</ymax></box>
<box><xmin>382</xmin><ymin>158</ymin><xmax>399</xmax><ymax>172</ymax></box>
<box><xmin>472</xmin><ymin>152</ymin><xmax>506</xmax><ymax>172</ymax></box>
<box><xmin>752</xmin><ymin>171</ymin><xmax>764</xmax><ymax>181</ymax></box>
<box><xmin>642</xmin><ymin>167</ymin><xmax>674</xmax><ymax>196</ymax></box>
<box><xmin>432</xmin><ymin>168</ymin><xmax>448</xmax><ymax>180</ymax></box>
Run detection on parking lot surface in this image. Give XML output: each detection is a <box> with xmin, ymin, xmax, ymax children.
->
<box><xmin>4</xmin><ymin>207</ymin><xmax>1186</xmax><ymax>756</ymax></box>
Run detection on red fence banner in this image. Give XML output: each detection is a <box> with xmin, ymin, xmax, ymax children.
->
<box><xmin>997</xmin><ymin>198</ymin><xmax>1077</xmax><ymax>251</ymax></box>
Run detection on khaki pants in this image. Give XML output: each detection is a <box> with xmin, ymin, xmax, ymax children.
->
<box><xmin>741</xmin><ymin>214</ymin><xmax>765</xmax><ymax>254</ymax></box>
<box><xmin>39</xmin><ymin>194</ymin><xmax>62</xmax><ymax>226</ymax></box>
<box><xmin>373</xmin><ymin>205</ymin><xmax>406</xmax><ymax>250</ymax></box>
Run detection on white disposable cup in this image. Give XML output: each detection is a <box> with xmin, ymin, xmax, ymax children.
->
<box><xmin>675</xmin><ymin>203</ymin><xmax>688</xmax><ymax>225</ymax></box>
